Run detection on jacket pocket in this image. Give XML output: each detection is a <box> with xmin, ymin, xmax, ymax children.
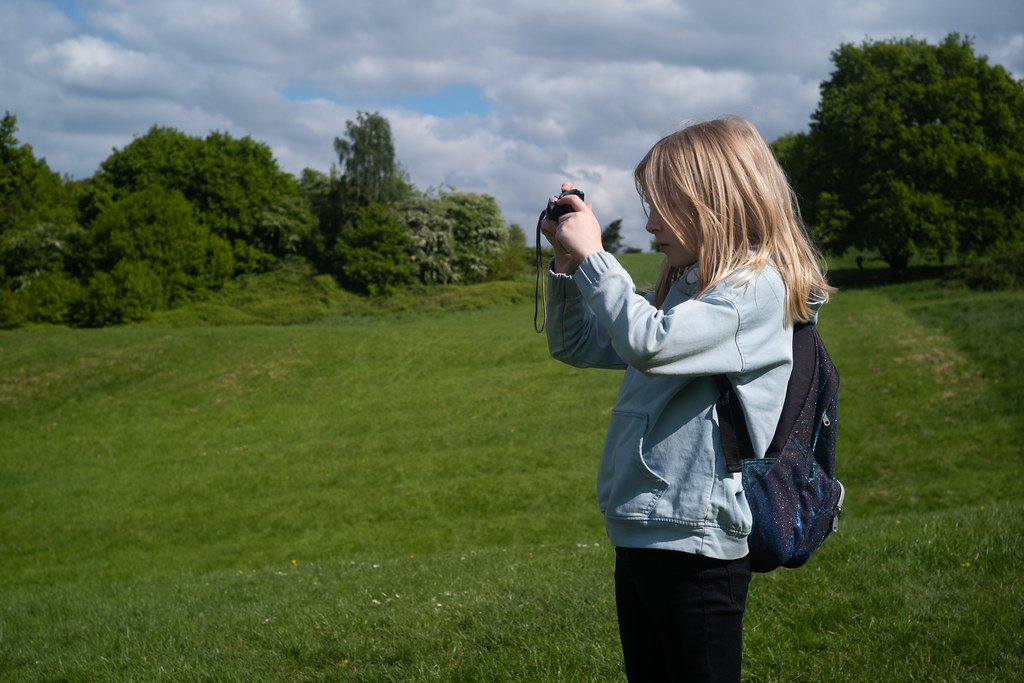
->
<box><xmin>597</xmin><ymin>410</ymin><xmax>669</xmax><ymax>519</ymax></box>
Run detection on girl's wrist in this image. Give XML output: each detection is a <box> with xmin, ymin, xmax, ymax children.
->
<box><xmin>552</xmin><ymin>254</ymin><xmax>578</xmax><ymax>274</ymax></box>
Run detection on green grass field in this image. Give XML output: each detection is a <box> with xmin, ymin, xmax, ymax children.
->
<box><xmin>2</xmin><ymin>254</ymin><xmax>1022</xmax><ymax>681</ymax></box>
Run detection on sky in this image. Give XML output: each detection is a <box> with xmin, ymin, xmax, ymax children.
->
<box><xmin>3</xmin><ymin>1</ymin><xmax>1022</xmax><ymax>249</ymax></box>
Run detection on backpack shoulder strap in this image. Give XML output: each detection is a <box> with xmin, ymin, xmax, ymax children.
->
<box><xmin>764</xmin><ymin>321</ymin><xmax>819</xmax><ymax>458</ymax></box>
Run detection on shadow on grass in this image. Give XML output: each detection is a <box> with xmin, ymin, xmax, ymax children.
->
<box><xmin>829</xmin><ymin>261</ymin><xmax>957</xmax><ymax>290</ymax></box>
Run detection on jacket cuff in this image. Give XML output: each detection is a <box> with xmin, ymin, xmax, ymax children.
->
<box><xmin>547</xmin><ymin>258</ymin><xmax>582</xmax><ymax>299</ymax></box>
<box><xmin>572</xmin><ymin>251</ymin><xmax>620</xmax><ymax>291</ymax></box>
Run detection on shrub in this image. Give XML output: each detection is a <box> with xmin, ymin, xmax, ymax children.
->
<box><xmin>0</xmin><ymin>288</ymin><xmax>31</xmax><ymax>328</ymax></box>
<box><xmin>331</xmin><ymin>203</ymin><xmax>411</xmax><ymax>296</ymax></box>
<box><xmin>945</xmin><ymin>249</ymin><xmax>1024</xmax><ymax>291</ymax></box>
<box><xmin>76</xmin><ymin>272</ymin><xmax>121</xmax><ymax>327</ymax></box>
<box><xmin>73</xmin><ymin>263</ymin><xmax>163</xmax><ymax>326</ymax></box>
<box><xmin>24</xmin><ymin>269</ymin><xmax>84</xmax><ymax>324</ymax></box>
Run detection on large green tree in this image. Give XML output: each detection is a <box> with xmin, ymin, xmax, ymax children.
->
<box><xmin>777</xmin><ymin>34</ymin><xmax>1024</xmax><ymax>275</ymax></box>
<box><xmin>86</xmin><ymin>186</ymin><xmax>233</xmax><ymax>312</ymax></box>
<box><xmin>81</xmin><ymin>126</ymin><xmax>307</xmax><ymax>273</ymax></box>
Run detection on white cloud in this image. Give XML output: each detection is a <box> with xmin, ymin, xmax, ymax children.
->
<box><xmin>32</xmin><ymin>35</ymin><xmax>182</xmax><ymax>99</ymax></box>
<box><xmin>2</xmin><ymin>0</ymin><xmax>1021</xmax><ymax>248</ymax></box>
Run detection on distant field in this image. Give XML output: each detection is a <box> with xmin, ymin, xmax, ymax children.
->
<box><xmin>2</xmin><ymin>253</ymin><xmax>1021</xmax><ymax>681</ymax></box>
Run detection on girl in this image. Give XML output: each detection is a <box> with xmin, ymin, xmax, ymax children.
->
<box><xmin>541</xmin><ymin>116</ymin><xmax>832</xmax><ymax>682</ymax></box>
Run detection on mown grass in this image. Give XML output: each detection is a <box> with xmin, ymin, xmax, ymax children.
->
<box><xmin>1</xmin><ymin>253</ymin><xmax>1021</xmax><ymax>681</ymax></box>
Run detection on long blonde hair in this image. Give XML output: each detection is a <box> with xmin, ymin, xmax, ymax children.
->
<box><xmin>635</xmin><ymin>116</ymin><xmax>833</xmax><ymax>323</ymax></box>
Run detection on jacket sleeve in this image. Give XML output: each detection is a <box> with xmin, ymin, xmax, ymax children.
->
<box><xmin>545</xmin><ymin>262</ymin><xmax>629</xmax><ymax>370</ymax></box>
<box><xmin>569</xmin><ymin>252</ymin><xmax>787</xmax><ymax>378</ymax></box>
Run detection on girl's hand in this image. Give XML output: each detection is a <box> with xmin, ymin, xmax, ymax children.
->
<box><xmin>540</xmin><ymin>210</ymin><xmax>575</xmax><ymax>274</ymax></box>
<box><xmin>541</xmin><ymin>182</ymin><xmax>603</xmax><ymax>273</ymax></box>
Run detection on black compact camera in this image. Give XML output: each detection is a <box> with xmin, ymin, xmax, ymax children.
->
<box><xmin>544</xmin><ymin>188</ymin><xmax>585</xmax><ymax>222</ymax></box>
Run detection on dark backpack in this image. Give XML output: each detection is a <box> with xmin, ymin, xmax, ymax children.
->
<box><xmin>715</xmin><ymin>322</ymin><xmax>844</xmax><ymax>573</ymax></box>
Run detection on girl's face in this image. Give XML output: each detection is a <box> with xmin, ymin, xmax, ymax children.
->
<box><xmin>646</xmin><ymin>204</ymin><xmax>698</xmax><ymax>268</ymax></box>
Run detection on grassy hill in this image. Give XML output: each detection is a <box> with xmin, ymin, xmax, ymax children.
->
<box><xmin>2</xmin><ymin>253</ymin><xmax>1021</xmax><ymax>681</ymax></box>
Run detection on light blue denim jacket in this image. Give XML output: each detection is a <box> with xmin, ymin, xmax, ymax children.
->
<box><xmin>547</xmin><ymin>251</ymin><xmax>793</xmax><ymax>560</ymax></box>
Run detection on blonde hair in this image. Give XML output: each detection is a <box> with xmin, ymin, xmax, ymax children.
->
<box><xmin>634</xmin><ymin>116</ymin><xmax>833</xmax><ymax>324</ymax></box>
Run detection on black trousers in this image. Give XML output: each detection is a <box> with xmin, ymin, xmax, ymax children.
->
<box><xmin>614</xmin><ymin>547</ymin><xmax>751</xmax><ymax>683</ymax></box>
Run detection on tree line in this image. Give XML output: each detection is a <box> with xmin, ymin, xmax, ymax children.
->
<box><xmin>2</xmin><ymin>32</ymin><xmax>1022</xmax><ymax>328</ymax></box>
<box><xmin>0</xmin><ymin>111</ymin><xmax>525</xmax><ymax>327</ymax></box>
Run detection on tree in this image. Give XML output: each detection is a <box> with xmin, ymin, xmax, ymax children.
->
<box><xmin>0</xmin><ymin>222</ymin><xmax>86</xmax><ymax>284</ymax></box>
<box><xmin>86</xmin><ymin>186</ymin><xmax>233</xmax><ymax>310</ymax></box>
<box><xmin>331</xmin><ymin>203</ymin><xmax>411</xmax><ymax>296</ymax></box>
<box><xmin>0</xmin><ymin>112</ymin><xmax>78</xmax><ymax>243</ymax></box>
<box><xmin>779</xmin><ymin>34</ymin><xmax>1024</xmax><ymax>275</ymax></box>
<box><xmin>485</xmin><ymin>221</ymin><xmax>531</xmax><ymax>281</ymax></box>
<box><xmin>396</xmin><ymin>189</ymin><xmax>521</xmax><ymax>284</ymax></box>
<box><xmin>254</xmin><ymin>194</ymin><xmax>322</xmax><ymax>261</ymax></box>
<box><xmin>396</xmin><ymin>193</ymin><xmax>458</xmax><ymax>284</ymax></box>
<box><xmin>81</xmin><ymin>126</ymin><xmax>304</xmax><ymax>273</ymax></box>
<box><xmin>313</xmin><ymin>112</ymin><xmax>413</xmax><ymax>278</ymax></box>
<box><xmin>601</xmin><ymin>219</ymin><xmax>625</xmax><ymax>254</ymax></box>
<box><xmin>1</xmin><ymin>112</ymin><xmax>83</xmax><ymax>326</ymax></box>
<box><xmin>334</xmin><ymin>111</ymin><xmax>411</xmax><ymax>211</ymax></box>
<box><xmin>297</xmin><ymin>167</ymin><xmax>338</xmax><ymax>267</ymax></box>
<box><xmin>0</xmin><ymin>222</ymin><xmax>87</xmax><ymax>324</ymax></box>
<box><xmin>76</xmin><ymin>261</ymin><xmax>164</xmax><ymax>327</ymax></box>
<box><xmin>0</xmin><ymin>113</ymin><xmax>76</xmax><ymax>234</ymax></box>
<box><xmin>438</xmin><ymin>189</ymin><xmax>508</xmax><ymax>282</ymax></box>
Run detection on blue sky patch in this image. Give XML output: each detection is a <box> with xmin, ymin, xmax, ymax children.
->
<box><xmin>51</xmin><ymin>0</ymin><xmax>83</xmax><ymax>24</ymax></box>
<box><xmin>279</xmin><ymin>82</ymin><xmax>493</xmax><ymax>118</ymax></box>
<box><xmin>396</xmin><ymin>84</ymin><xmax>492</xmax><ymax>118</ymax></box>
